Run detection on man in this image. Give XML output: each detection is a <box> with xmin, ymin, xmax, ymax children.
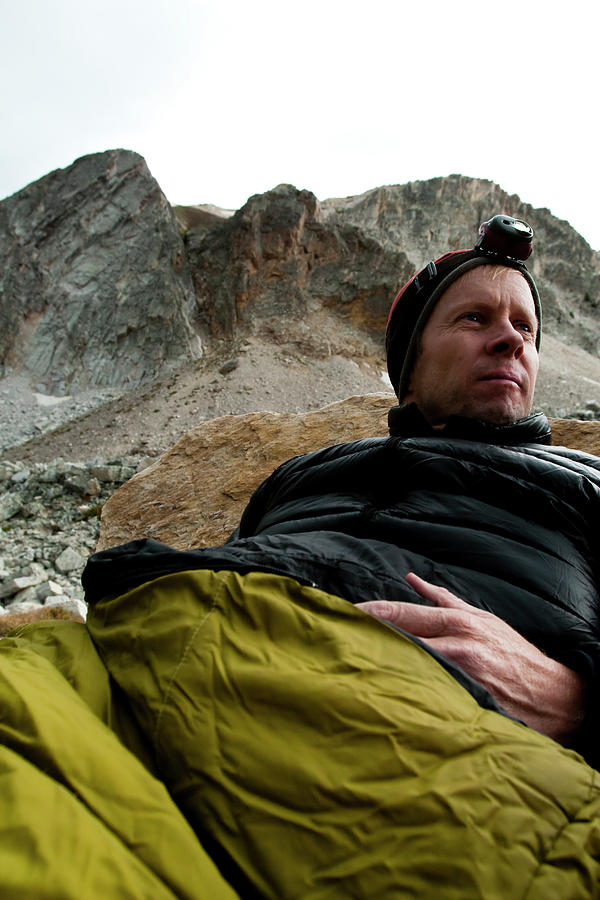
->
<box><xmin>358</xmin><ymin>250</ymin><xmax>585</xmax><ymax>748</ymax></box>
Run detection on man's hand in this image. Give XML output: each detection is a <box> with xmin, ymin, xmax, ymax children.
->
<box><xmin>356</xmin><ymin>573</ymin><xmax>586</xmax><ymax>745</ymax></box>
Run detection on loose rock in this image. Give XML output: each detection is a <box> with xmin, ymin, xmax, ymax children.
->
<box><xmin>0</xmin><ymin>492</ymin><xmax>23</xmax><ymax>521</ymax></box>
<box><xmin>0</xmin><ymin>454</ymin><xmax>156</xmax><ymax>621</ymax></box>
<box><xmin>54</xmin><ymin>547</ymin><xmax>86</xmax><ymax>574</ymax></box>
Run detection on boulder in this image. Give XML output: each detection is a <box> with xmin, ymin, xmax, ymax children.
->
<box><xmin>550</xmin><ymin>418</ymin><xmax>600</xmax><ymax>454</ymax></box>
<box><xmin>97</xmin><ymin>393</ymin><xmax>392</xmax><ymax>551</ymax></box>
<box><xmin>0</xmin><ymin>149</ymin><xmax>201</xmax><ymax>393</ymax></box>
<box><xmin>97</xmin><ymin>395</ymin><xmax>600</xmax><ymax>552</ymax></box>
<box><xmin>54</xmin><ymin>546</ymin><xmax>86</xmax><ymax>575</ymax></box>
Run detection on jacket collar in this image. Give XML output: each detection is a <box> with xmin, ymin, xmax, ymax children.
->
<box><xmin>388</xmin><ymin>403</ymin><xmax>552</xmax><ymax>446</ymax></box>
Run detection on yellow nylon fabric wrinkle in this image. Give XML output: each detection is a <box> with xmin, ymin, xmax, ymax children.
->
<box><xmin>0</xmin><ymin>625</ymin><xmax>239</xmax><ymax>900</ymax></box>
<box><xmin>0</xmin><ymin>742</ymin><xmax>189</xmax><ymax>900</ymax></box>
<box><xmin>4</xmin><ymin>619</ymin><xmax>156</xmax><ymax>770</ymax></box>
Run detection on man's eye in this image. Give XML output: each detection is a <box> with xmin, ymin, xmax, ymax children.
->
<box><xmin>463</xmin><ymin>313</ymin><xmax>481</xmax><ymax>322</ymax></box>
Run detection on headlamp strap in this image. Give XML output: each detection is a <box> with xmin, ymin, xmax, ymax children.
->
<box><xmin>413</xmin><ymin>260</ymin><xmax>438</xmax><ymax>293</ymax></box>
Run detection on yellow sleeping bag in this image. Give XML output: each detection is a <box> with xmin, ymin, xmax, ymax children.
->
<box><xmin>84</xmin><ymin>568</ymin><xmax>600</xmax><ymax>899</ymax></box>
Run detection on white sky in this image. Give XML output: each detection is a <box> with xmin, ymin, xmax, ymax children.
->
<box><xmin>2</xmin><ymin>0</ymin><xmax>599</xmax><ymax>250</ymax></box>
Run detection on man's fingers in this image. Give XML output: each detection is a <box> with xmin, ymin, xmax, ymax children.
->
<box><xmin>356</xmin><ymin>573</ymin><xmax>486</xmax><ymax>637</ymax></box>
<box><xmin>356</xmin><ymin>573</ymin><xmax>488</xmax><ymax>637</ymax></box>
<box><xmin>355</xmin><ymin>599</ymin><xmax>459</xmax><ymax>638</ymax></box>
<box><xmin>405</xmin><ymin>572</ymin><xmax>468</xmax><ymax>609</ymax></box>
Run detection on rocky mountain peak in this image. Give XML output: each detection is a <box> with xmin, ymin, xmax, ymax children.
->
<box><xmin>322</xmin><ymin>175</ymin><xmax>600</xmax><ymax>353</ymax></box>
<box><xmin>0</xmin><ymin>149</ymin><xmax>201</xmax><ymax>394</ymax></box>
<box><xmin>187</xmin><ymin>180</ymin><xmax>412</xmax><ymax>351</ymax></box>
<box><xmin>1</xmin><ymin>150</ymin><xmax>599</xmax><ymax>423</ymax></box>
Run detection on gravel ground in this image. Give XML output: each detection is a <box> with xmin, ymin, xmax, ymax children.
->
<box><xmin>0</xmin><ymin>337</ymin><xmax>391</xmax><ymax>464</ymax></box>
<box><xmin>1</xmin><ymin>332</ymin><xmax>600</xmax><ymax>466</ymax></box>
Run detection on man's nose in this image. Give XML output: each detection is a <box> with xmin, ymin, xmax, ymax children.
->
<box><xmin>486</xmin><ymin>320</ymin><xmax>524</xmax><ymax>358</ymax></box>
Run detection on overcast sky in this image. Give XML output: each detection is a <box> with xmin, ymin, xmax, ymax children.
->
<box><xmin>2</xmin><ymin>1</ymin><xmax>599</xmax><ymax>250</ymax></box>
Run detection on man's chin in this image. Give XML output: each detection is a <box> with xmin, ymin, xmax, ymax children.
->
<box><xmin>462</xmin><ymin>399</ymin><xmax>531</xmax><ymax>425</ymax></box>
<box><xmin>415</xmin><ymin>388</ymin><xmax>533</xmax><ymax>428</ymax></box>
<box><xmin>461</xmin><ymin>381</ymin><xmax>534</xmax><ymax>425</ymax></box>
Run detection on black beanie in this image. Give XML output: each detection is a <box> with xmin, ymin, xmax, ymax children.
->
<box><xmin>386</xmin><ymin>219</ymin><xmax>542</xmax><ymax>400</ymax></box>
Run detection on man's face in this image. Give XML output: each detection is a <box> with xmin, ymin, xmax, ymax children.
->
<box><xmin>403</xmin><ymin>267</ymin><xmax>539</xmax><ymax>426</ymax></box>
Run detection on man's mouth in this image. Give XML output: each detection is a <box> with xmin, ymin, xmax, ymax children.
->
<box><xmin>479</xmin><ymin>371</ymin><xmax>522</xmax><ymax>388</ymax></box>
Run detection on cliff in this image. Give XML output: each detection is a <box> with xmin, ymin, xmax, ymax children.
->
<box><xmin>2</xmin><ymin>150</ymin><xmax>599</xmax><ymax>406</ymax></box>
<box><xmin>0</xmin><ymin>150</ymin><xmax>201</xmax><ymax>393</ymax></box>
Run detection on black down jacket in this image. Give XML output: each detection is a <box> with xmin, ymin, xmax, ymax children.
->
<box><xmin>83</xmin><ymin>405</ymin><xmax>600</xmax><ymax>766</ymax></box>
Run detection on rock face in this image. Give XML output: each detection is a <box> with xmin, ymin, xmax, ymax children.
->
<box><xmin>2</xmin><ymin>153</ymin><xmax>599</xmax><ymax>418</ymax></box>
<box><xmin>97</xmin><ymin>394</ymin><xmax>600</xmax><ymax>552</ymax></box>
<box><xmin>0</xmin><ymin>149</ymin><xmax>201</xmax><ymax>393</ymax></box>
<box><xmin>321</xmin><ymin>177</ymin><xmax>600</xmax><ymax>355</ymax></box>
<box><xmin>184</xmin><ymin>177</ymin><xmax>600</xmax><ymax>359</ymax></box>
<box><xmin>186</xmin><ymin>184</ymin><xmax>415</xmax><ymax>352</ymax></box>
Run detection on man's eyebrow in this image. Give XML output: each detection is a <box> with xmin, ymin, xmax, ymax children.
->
<box><xmin>449</xmin><ymin>296</ymin><xmax>495</xmax><ymax>312</ymax></box>
<box><xmin>514</xmin><ymin>304</ymin><xmax>537</xmax><ymax>322</ymax></box>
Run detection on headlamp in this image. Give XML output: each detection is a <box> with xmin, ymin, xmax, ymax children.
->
<box><xmin>474</xmin><ymin>215</ymin><xmax>533</xmax><ymax>261</ymax></box>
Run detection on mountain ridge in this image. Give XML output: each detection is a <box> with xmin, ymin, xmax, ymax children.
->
<box><xmin>1</xmin><ymin>149</ymin><xmax>599</xmax><ymax>463</ymax></box>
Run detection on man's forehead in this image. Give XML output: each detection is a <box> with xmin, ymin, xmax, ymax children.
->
<box><xmin>440</xmin><ymin>267</ymin><xmax>536</xmax><ymax>312</ymax></box>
